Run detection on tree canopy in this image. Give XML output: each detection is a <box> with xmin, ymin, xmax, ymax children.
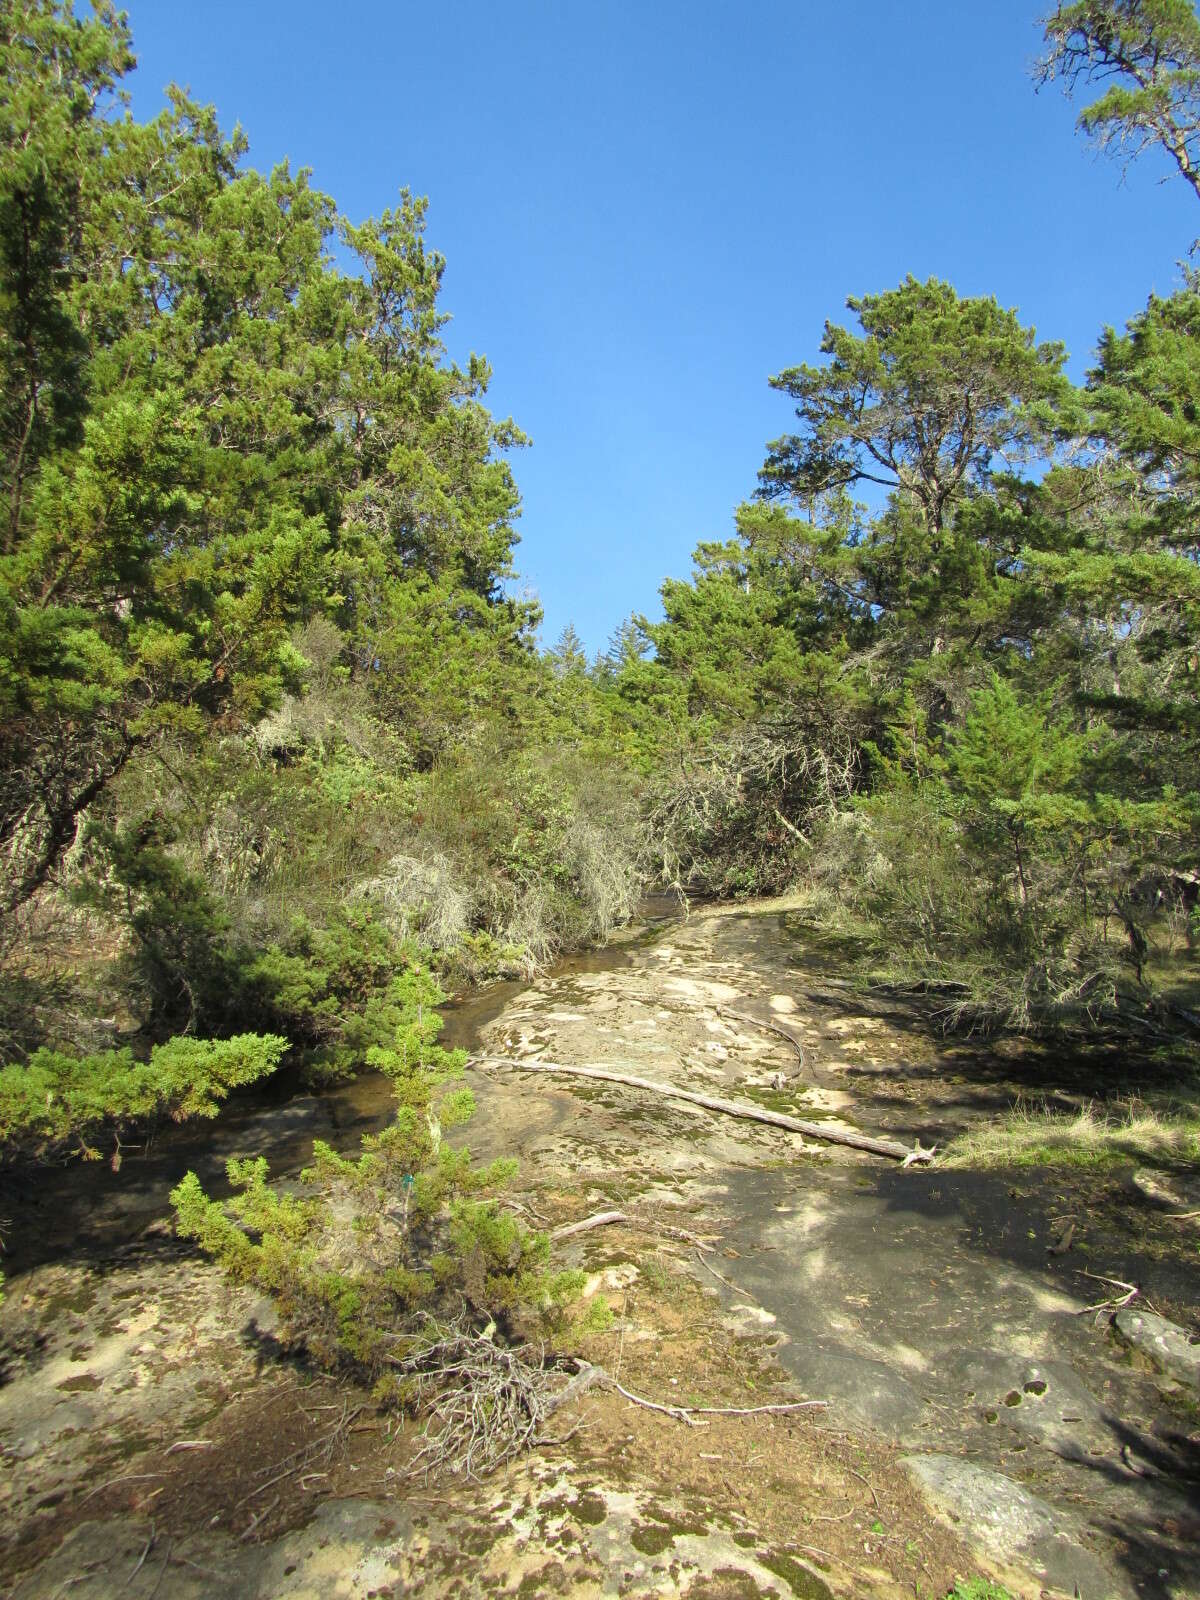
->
<box><xmin>760</xmin><ymin>277</ymin><xmax>1068</xmax><ymax>539</ymax></box>
<box><xmin>0</xmin><ymin>1</ymin><xmax>533</xmax><ymax>916</ymax></box>
<box><xmin>1039</xmin><ymin>0</ymin><xmax>1200</xmax><ymax>198</ymax></box>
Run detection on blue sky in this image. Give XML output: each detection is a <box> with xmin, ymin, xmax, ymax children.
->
<box><xmin>126</xmin><ymin>1</ymin><xmax>1196</xmax><ymax>657</ymax></box>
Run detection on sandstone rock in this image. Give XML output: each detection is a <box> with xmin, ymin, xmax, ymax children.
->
<box><xmin>903</xmin><ymin>1453</ymin><xmax>1133</xmax><ymax>1599</ymax></box>
<box><xmin>1114</xmin><ymin>1308</ymin><xmax>1200</xmax><ymax>1391</ymax></box>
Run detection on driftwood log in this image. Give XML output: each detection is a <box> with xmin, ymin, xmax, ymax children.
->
<box><xmin>549</xmin><ymin>1209</ymin><xmax>712</xmax><ymax>1245</ymax></box>
<box><xmin>470</xmin><ymin>1055</ymin><xmax>932</xmax><ymax>1163</ymax></box>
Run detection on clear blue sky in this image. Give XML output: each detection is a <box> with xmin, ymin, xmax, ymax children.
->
<box><xmin>126</xmin><ymin>1</ymin><xmax>1196</xmax><ymax>657</ymax></box>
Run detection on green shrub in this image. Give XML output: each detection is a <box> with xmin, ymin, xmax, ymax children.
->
<box><xmin>172</xmin><ymin>966</ymin><xmax>579</xmax><ymax>1395</ymax></box>
<box><xmin>0</xmin><ymin>1032</ymin><xmax>287</xmax><ymax>1163</ymax></box>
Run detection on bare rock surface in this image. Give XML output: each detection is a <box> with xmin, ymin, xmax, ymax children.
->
<box><xmin>902</xmin><ymin>1454</ymin><xmax>1133</xmax><ymax>1599</ymax></box>
<box><xmin>9</xmin><ymin>1481</ymin><xmax>839</xmax><ymax>1600</ymax></box>
<box><xmin>1114</xmin><ymin>1307</ymin><xmax>1200</xmax><ymax>1391</ymax></box>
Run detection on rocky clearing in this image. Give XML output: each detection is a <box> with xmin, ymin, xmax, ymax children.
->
<box><xmin>2</xmin><ymin>902</ymin><xmax>1198</xmax><ymax>1599</ymax></box>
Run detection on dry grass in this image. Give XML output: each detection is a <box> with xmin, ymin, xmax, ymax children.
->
<box><xmin>940</xmin><ymin>1100</ymin><xmax>1200</xmax><ymax>1171</ymax></box>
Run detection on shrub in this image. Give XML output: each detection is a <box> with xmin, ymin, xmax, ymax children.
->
<box><xmin>172</xmin><ymin>973</ymin><xmax>580</xmax><ymax>1398</ymax></box>
<box><xmin>0</xmin><ymin>1032</ymin><xmax>287</xmax><ymax>1164</ymax></box>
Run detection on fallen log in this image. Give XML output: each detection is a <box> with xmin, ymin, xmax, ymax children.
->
<box><xmin>550</xmin><ymin>1209</ymin><xmax>627</xmax><ymax>1240</ymax></box>
<box><xmin>549</xmin><ymin>1208</ymin><xmax>715</xmax><ymax>1246</ymax></box>
<box><xmin>469</xmin><ymin>1055</ymin><xmax>932</xmax><ymax>1163</ymax></box>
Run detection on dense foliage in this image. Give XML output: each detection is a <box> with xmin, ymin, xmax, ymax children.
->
<box><xmin>0</xmin><ymin>1031</ymin><xmax>286</xmax><ymax>1162</ymax></box>
<box><xmin>171</xmin><ymin>976</ymin><xmax>582</xmax><ymax>1392</ymax></box>
<box><xmin>616</xmin><ymin>266</ymin><xmax>1198</xmax><ymax>1033</ymax></box>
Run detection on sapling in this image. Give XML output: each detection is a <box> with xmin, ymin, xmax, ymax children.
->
<box><xmin>172</xmin><ymin>963</ymin><xmax>583</xmax><ymax>1418</ymax></box>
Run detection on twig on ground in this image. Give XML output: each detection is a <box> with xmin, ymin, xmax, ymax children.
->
<box><xmin>1075</xmin><ymin>1269</ymin><xmax>1154</xmax><ymax>1316</ymax></box>
<box><xmin>145</xmin><ymin>1536</ymin><xmax>171</xmax><ymax>1600</ymax></box>
<box><xmin>169</xmin><ymin>1555</ymin><xmax>231</xmax><ymax>1582</ymax></box>
<box><xmin>550</xmin><ymin>1207</ymin><xmax>716</xmax><ymax>1247</ymax></box>
<box><xmin>147</xmin><ymin>1541</ymin><xmax>172</xmax><ymax>1600</ymax></box>
<box><xmin>535</xmin><ymin>1418</ymin><xmax>587</xmax><ymax>1449</ymax></box>
<box><xmin>606</xmin><ymin>1372</ymin><xmax>827</xmax><ymax>1425</ymax></box>
<box><xmin>164</xmin><ymin>1439</ymin><xmax>212</xmax><ymax>1455</ymax></box>
<box><xmin>694</xmin><ymin>1246</ymin><xmax>749</xmax><ymax>1298</ymax></box>
<box><xmin>845</xmin><ymin>1463</ymin><xmax>880</xmax><ymax>1509</ymax></box>
<box><xmin>80</xmin><ymin>1472</ymin><xmax>168</xmax><ymax>1505</ymax></box>
<box><xmin>792</xmin><ymin>1542</ymin><xmax>835</xmax><ymax>1562</ymax></box>
<box><xmin>719</xmin><ymin>1006</ymin><xmax>807</xmax><ymax>1081</ymax></box>
<box><xmin>239</xmin><ymin>1496</ymin><xmax>279</xmax><ymax>1542</ymax></box>
<box><xmin>609</xmin><ymin>1378</ymin><xmax>707</xmax><ymax>1426</ymax></box>
<box><xmin>237</xmin><ymin>1403</ymin><xmax>362</xmax><ymax>1506</ymax></box>
<box><xmin>128</xmin><ymin>1526</ymin><xmax>155</xmax><ymax>1583</ymax></box>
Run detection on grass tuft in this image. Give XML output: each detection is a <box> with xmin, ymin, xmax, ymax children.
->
<box><xmin>940</xmin><ymin>1100</ymin><xmax>1200</xmax><ymax>1171</ymax></box>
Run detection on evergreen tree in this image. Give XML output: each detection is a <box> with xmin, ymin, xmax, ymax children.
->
<box><xmin>0</xmin><ymin>2</ymin><xmax>534</xmax><ymax>911</ymax></box>
<box><xmin>1039</xmin><ymin>1</ymin><xmax>1200</xmax><ymax>202</ymax></box>
<box><xmin>760</xmin><ymin>277</ymin><xmax>1068</xmax><ymax>540</ymax></box>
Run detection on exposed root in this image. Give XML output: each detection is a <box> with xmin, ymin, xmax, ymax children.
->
<box><xmin>388</xmin><ymin>1320</ymin><xmax>829</xmax><ymax>1477</ymax></box>
<box><xmin>400</xmin><ymin>1325</ymin><xmax>575</xmax><ymax>1481</ymax></box>
<box><xmin>602</xmin><ymin>1369</ymin><xmax>827</xmax><ymax>1426</ymax></box>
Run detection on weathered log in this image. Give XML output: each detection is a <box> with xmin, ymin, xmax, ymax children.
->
<box><xmin>550</xmin><ymin>1209</ymin><xmax>627</xmax><ymax>1240</ymax></box>
<box><xmin>549</xmin><ymin>1208</ymin><xmax>714</xmax><ymax>1246</ymax></box>
<box><xmin>469</xmin><ymin>1055</ymin><xmax>931</xmax><ymax>1163</ymax></box>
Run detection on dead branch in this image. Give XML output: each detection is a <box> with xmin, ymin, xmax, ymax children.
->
<box><xmin>694</xmin><ymin>1246</ymin><xmax>749</xmax><ymax>1298</ymax></box>
<box><xmin>239</xmin><ymin>1496</ymin><xmax>279</xmax><ymax>1541</ymax></box>
<box><xmin>719</xmin><ymin>1006</ymin><xmax>807</xmax><ymax>1080</ymax></box>
<box><xmin>602</xmin><ymin>1369</ymin><xmax>826</xmax><ymax>1425</ymax></box>
<box><xmin>128</xmin><ymin>1527</ymin><xmax>155</xmax><ymax>1583</ymax></box>
<box><xmin>79</xmin><ymin>1471</ymin><xmax>168</xmax><ymax>1505</ymax></box>
<box><xmin>236</xmin><ymin>1402</ymin><xmax>361</xmax><ymax>1507</ymax></box>
<box><xmin>550</xmin><ymin>1208</ymin><xmax>715</xmax><ymax>1247</ymax></box>
<box><xmin>550</xmin><ymin>1209</ymin><xmax>627</xmax><ymax>1240</ymax></box>
<box><xmin>471</xmin><ymin>1055</ymin><xmax>932</xmax><ymax>1163</ymax></box>
<box><xmin>1074</xmin><ymin>1269</ymin><xmax>1155</xmax><ymax>1316</ymax></box>
<box><xmin>845</xmin><ymin>1463</ymin><xmax>880</xmax><ymax>1510</ymax></box>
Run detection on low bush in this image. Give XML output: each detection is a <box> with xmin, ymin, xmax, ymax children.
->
<box><xmin>172</xmin><ymin>972</ymin><xmax>581</xmax><ymax>1420</ymax></box>
<box><xmin>0</xmin><ymin>1032</ymin><xmax>287</xmax><ymax>1164</ymax></box>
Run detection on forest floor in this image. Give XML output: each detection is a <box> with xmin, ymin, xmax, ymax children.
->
<box><xmin>2</xmin><ymin>901</ymin><xmax>1198</xmax><ymax>1599</ymax></box>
